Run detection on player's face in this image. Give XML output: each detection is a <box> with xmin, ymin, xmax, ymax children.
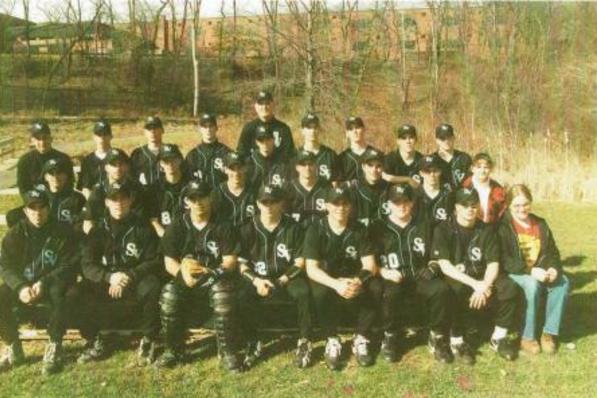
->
<box><xmin>31</xmin><ymin>134</ymin><xmax>52</xmax><ymax>154</ymax></box>
<box><xmin>254</xmin><ymin>101</ymin><xmax>274</xmax><ymax>120</ymax></box>
<box><xmin>44</xmin><ymin>171</ymin><xmax>68</xmax><ymax>193</ymax></box>
<box><xmin>256</xmin><ymin>137</ymin><xmax>275</xmax><ymax>157</ymax></box>
<box><xmin>225</xmin><ymin>164</ymin><xmax>245</xmax><ymax>185</ymax></box>
<box><xmin>362</xmin><ymin>160</ymin><xmax>383</xmax><ymax>183</ymax></box>
<box><xmin>105</xmin><ymin>160</ymin><xmax>127</xmax><ymax>181</ymax></box>
<box><xmin>295</xmin><ymin>161</ymin><xmax>317</xmax><ymax>179</ymax></box>
<box><xmin>93</xmin><ymin>134</ymin><xmax>111</xmax><ymax>149</ymax></box>
<box><xmin>199</xmin><ymin>124</ymin><xmax>217</xmax><ymax>143</ymax></box>
<box><xmin>326</xmin><ymin>200</ymin><xmax>351</xmax><ymax>223</ymax></box>
<box><xmin>346</xmin><ymin>127</ymin><xmax>365</xmax><ymax>145</ymax></box>
<box><xmin>398</xmin><ymin>134</ymin><xmax>417</xmax><ymax>152</ymax></box>
<box><xmin>421</xmin><ymin>168</ymin><xmax>441</xmax><ymax>187</ymax></box>
<box><xmin>144</xmin><ymin>127</ymin><xmax>163</xmax><ymax>145</ymax></box>
<box><xmin>105</xmin><ymin>193</ymin><xmax>132</xmax><ymax>220</ymax></box>
<box><xmin>159</xmin><ymin>158</ymin><xmax>181</xmax><ymax>175</ymax></box>
<box><xmin>455</xmin><ymin>202</ymin><xmax>478</xmax><ymax>224</ymax></box>
<box><xmin>389</xmin><ymin>199</ymin><xmax>413</xmax><ymax>220</ymax></box>
<box><xmin>185</xmin><ymin>195</ymin><xmax>212</xmax><ymax>217</ymax></box>
<box><xmin>436</xmin><ymin>136</ymin><xmax>454</xmax><ymax>152</ymax></box>
<box><xmin>510</xmin><ymin>194</ymin><xmax>532</xmax><ymax>221</ymax></box>
<box><xmin>472</xmin><ymin>160</ymin><xmax>492</xmax><ymax>182</ymax></box>
<box><xmin>257</xmin><ymin>199</ymin><xmax>283</xmax><ymax>221</ymax></box>
<box><xmin>24</xmin><ymin>202</ymin><xmax>49</xmax><ymax>228</ymax></box>
<box><xmin>301</xmin><ymin>125</ymin><xmax>319</xmax><ymax>142</ymax></box>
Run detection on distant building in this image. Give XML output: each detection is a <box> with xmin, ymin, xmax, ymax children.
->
<box><xmin>0</xmin><ymin>13</ymin><xmax>30</xmax><ymax>53</ymax></box>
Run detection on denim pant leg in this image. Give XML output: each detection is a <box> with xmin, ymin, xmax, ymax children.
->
<box><xmin>543</xmin><ymin>275</ymin><xmax>570</xmax><ymax>336</ymax></box>
<box><xmin>509</xmin><ymin>274</ymin><xmax>541</xmax><ymax>339</ymax></box>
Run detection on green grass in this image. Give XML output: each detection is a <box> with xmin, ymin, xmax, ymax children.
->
<box><xmin>0</xmin><ymin>202</ymin><xmax>596</xmax><ymax>397</ymax></box>
<box><xmin>0</xmin><ymin>195</ymin><xmax>20</xmax><ymax>216</ymax></box>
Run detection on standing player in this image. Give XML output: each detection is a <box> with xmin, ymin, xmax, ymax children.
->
<box><xmin>0</xmin><ymin>189</ymin><xmax>79</xmax><ymax>375</ymax></box>
<box><xmin>461</xmin><ymin>153</ymin><xmax>506</xmax><ymax>224</ymax></box>
<box><xmin>16</xmin><ymin>120</ymin><xmax>74</xmax><ymax>198</ymax></box>
<box><xmin>414</xmin><ymin>155</ymin><xmax>454</xmax><ymax>226</ymax></box>
<box><xmin>431</xmin><ymin>188</ymin><xmax>519</xmax><ymax>364</ymax></box>
<box><xmin>304</xmin><ymin>187</ymin><xmax>381</xmax><ymax>369</ymax></box>
<box><xmin>432</xmin><ymin>123</ymin><xmax>472</xmax><ymax>190</ymax></box>
<box><xmin>237</xmin><ymin>184</ymin><xmax>312</xmax><ymax>369</ymax></box>
<box><xmin>212</xmin><ymin>152</ymin><xmax>257</xmax><ymax>227</ymax></box>
<box><xmin>296</xmin><ymin>113</ymin><xmax>339</xmax><ymax>183</ymax></box>
<box><xmin>157</xmin><ymin>181</ymin><xmax>242</xmax><ymax>372</ymax></box>
<box><xmin>237</xmin><ymin>91</ymin><xmax>295</xmax><ymax>161</ymax></box>
<box><xmin>246</xmin><ymin>124</ymin><xmax>292</xmax><ymax>189</ymax></box>
<box><xmin>77</xmin><ymin>119</ymin><xmax>114</xmax><ymax>199</ymax></box>
<box><xmin>185</xmin><ymin>113</ymin><xmax>232</xmax><ymax>188</ymax></box>
<box><xmin>383</xmin><ymin>124</ymin><xmax>423</xmax><ymax>187</ymax></box>
<box><xmin>337</xmin><ymin>116</ymin><xmax>381</xmax><ymax>183</ymax></box>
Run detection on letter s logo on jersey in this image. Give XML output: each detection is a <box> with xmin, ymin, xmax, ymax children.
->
<box><xmin>315</xmin><ymin>198</ymin><xmax>325</xmax><ymax>211</ymax></box>
<box><xmin>435</xmin><ymin>208</ymin><xmax>448</xmax><ymax>220</ymax></box>
<box><xmin>43</xmin><ymin>249</ymin><xmax>57</xmax><ymax>266</ymax></box>
<box><xmin>214</xmin><ymin>158</ymin><xmax>224</xmax><ymax>171</ymax></box>
<box><xmin>470</xmin><ymin>247</ymin><xmax>482</xmax><ymax>261</ymax></box>
<box><xmin>345</xmin><ymin>246</ymin><xmax>358</xmax><ymax>260</ymax></box>
<box><xmin>273</xmin><ymin>131</ymin><xmax>281</xmax><ymax>147</ymax></box>
<box><xmin>59</xmin><ymin>209</ymin><xmax>72</xmax><ymax>222</ymax></box>
<box><xmin>413</xmin><ymin>237</ymin><xmax>425</xmax><ymax>254</ymax></box>
<box><xmin>207</xmin><ymin>241</ymin><xmax>220</xmax><ymax>258</ymax></box>
<box><xmin>319</xmin><ymin>165</ymin><xmax>331</xmax><ymax>180</ymax></box>
<box><xmin>271</xmin><ymin>174</ymin><xmax>283</xmax><ymax>187</ymax></box>
<box><xmin>381</xmin><ymin>201</ymin><xmax>391</xmax><ymax>215</ymax></box>
<box><xmin>246</xmin><ymin>205</ymin><xmax>255</xmax><ymax>215</ymax></box>
<box><xmin>125</xmin><ymin>243</ymin><xmax>140</xmax><ymax>259</ymax></box>
<box><xmin>454</xmin><ymin>169</ymin><xmax>466</xmax><ymax>184</ymax></box>
<box><xmin>276</xmin><ymin>243</ymin><xmax>291</xmax><ymax>261</ymax></box>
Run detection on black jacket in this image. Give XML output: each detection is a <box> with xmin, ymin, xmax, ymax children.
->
<box><xmin>17</xmin><ymin>148</ymin><xmax>74</xmax><ymax>198</ymax></box>
<box><xmin>237</xmin><ymin>117</ymin><xmax>295</xmax><ymax>161</ymax></box>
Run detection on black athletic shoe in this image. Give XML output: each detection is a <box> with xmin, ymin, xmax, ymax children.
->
<box><xmin>490</xmin><ymin>338</ymin><xmax>517</xmax><ymax>361</ymax></box>
<box><xmin>155</xmin><ymin>347</ymin><xmax>184</xmax><ymax>368</ymax></box>
<box><xmin>42</xmin><ymin>341</ymin><xmax>63</xmax><ymax>376</ymax></box>
<box><xmin>295</xmin><ymin>338</ymin><xmax>313</xmax><ymax>369</ymax></box>
<box><xmin>243</xmin><ymin>340</ymin><xmax>263</xmax><ymax>369</ymax></box>
<box><xmin>427</xmin><ymin>333</ymin><xmax>454</xmax><ymax>364</ymax></box>
<box><xmin>0</xmin><ymin>341</ymin><xmax>25</xmax><ymax>372</ymax></box>
<box><xmin>77</xmin><ymin>335</ymin><xmax>107</xmax><ymax>364</ymax></box>
<box><xmin>381</xmin><ymin>331</ymin><xmax>400</xmax><ymax>362</ymax></box>
<box><xmin>324</xmin><ymin>336</ymin><xmax>343</xmax><ymax>371</ymax></box>
<box><xmin>451</xmin><ymin>341</ymin><xmax>476</xmax><ymax>365</ymax></box>
<box><xmin>352</xmin><ymin>334</ymin><xmax>374</xmax><ymax>367</ymax></box>
<box><xmin>136</xmin><ymin>337</ymin><xmax>157</xmax><ymax>367</ymax></box>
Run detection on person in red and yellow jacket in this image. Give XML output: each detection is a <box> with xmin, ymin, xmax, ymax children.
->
<box><xmin>462</xmin><ymin>153</ymin><xmax>506</xmax><ymax>224</ymax></box>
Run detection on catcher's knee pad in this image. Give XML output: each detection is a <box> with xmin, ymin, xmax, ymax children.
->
<box><xmin>160</xmin><ymin>281</ymin><xmax>185</xmax><ymax>323</ymax></box>
<box><xmin>210</xmin><ymin>280</ymin><xmax>238</xmax><ymax>350</ymax></box>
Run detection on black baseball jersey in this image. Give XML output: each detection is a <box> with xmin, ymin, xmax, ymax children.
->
<box><xmin>82</xmin><ymin>177</ymin><xmax>146</xmax><ymax>222</ymax></box>
<box><xmin>303</xmin><ymin>218</ymin><xmax>375</xmax><ymax>278</ymax></box>
<box><xmin>16</xmin><ymin>148</ymin><xmax>74</xmax><ymax>198</ymax></box>
<box><xmin>413</xmin><ymin>186</ymin><xmax>454</xmax><ymax>226</ymax></box>
<box><xmin>130</xmin><ymin>144</ymin><xmax>182</xmax><ymax>187</ymax></box>
<box><xmin>0</xmin><ymin>219</ymin><xmax>78</xmax><ymax>291</ymax></box>
<box><xmin>337</xmin><ymin>145</ymin><xmax>381</xmax><ymax>182</ymax></box>
<box><xmin>212</xmin><ymin>182</ymin><xmax>257</xmax><ymax>227</ymax></box>
<box><xmin>161</xmin><ymin>212</ymin><xmax>240</xmax><ymax>270</ymax></box>
<box><xmin>81</xmin><ymin>213</ymin><xmax>161</xmax><ymax>283</ymax></box>
<box><xmin>184</xmin><ymin>141</ymin><xmax>232</xmax><ymax>188</ymax></box>
<box><xmin>384</xmin><ymin>150</ymin><xmax>423</xmax><ymax>184</ymax></box>
<box><xmin>346</xmin><ymin>178</ymin><xmax>392</xmax><ymax>227</ymax></box>
<box><xmin>146</xmin><ymin>175</ymin><xmax>190</xmax><ymax>228</ymax></box>
<box><xmin>246</xmin><ymin>152</ymin><xmax>292</xmax><ymax>189</ymax></box>
<box><xmin>295</xmin><ymin>145</ymin><xmax>340</xmax><ymax>182</ymax></box>
<box><xmin>431</xmin><ymin>220</ymin><xmax>499</xmax><ymax>278</ymax></box>
<box><xmin>238</xmin><ymin>216</ymin><xmax>304</xmax><ymax>279</ymax></box>
<box><xmin>286</xmin><ymin>179</ymin><xmax>330</xmax><ymax>227</ymax></box>
<box><xmin>47</xmin><ymin>188</ymin><xmax>86</xmax><ymax>226</ymax></box>
<box><xmin>237</xmin><ymin>117</ymin><xmax>295</xmax><ymax>160</ymax></box>
<box><xmin>77</xmin><ymin>151</ymin><xmax>109</xmax><ymax>191</ymax></box>
<box><xmin>432</xmin><ymin>150</ymin><xmax>472</xmax><ymax>190</ymax></box>
<box><xmin>370</xmin><ymin>217</ymin><xmax>432</xmax><ymax>279</ymax></box>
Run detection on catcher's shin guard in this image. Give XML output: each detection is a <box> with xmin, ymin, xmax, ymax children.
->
<box><xmin>159</xmin><ymin>280</ymin><xmax>186</xmax><ymax>349</ymax></box>
<box><xmin>210</xmin><ymin>279</ymin><xmax>242</xmax><ymax>371</ymax></box>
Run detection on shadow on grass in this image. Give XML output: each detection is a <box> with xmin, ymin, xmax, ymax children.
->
<box><xmin>562</xmin><ymin>255</ymin><xmax>587</xmax><ymax>268</ymax></box>
<box><xmin>563</xmin><ymin>290</ymin><xmax>597</xmax><ymax>342</ymax></box>
<box><xmin>568</xmin><ymin>270</ymin><xmax>597</xmax><ymax>291</ymax></box>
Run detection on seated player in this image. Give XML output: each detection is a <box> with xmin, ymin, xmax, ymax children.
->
<box><xmin>17</xmin><ymin>120</ymin><xmax>74</xmax><ymax>198</ymax></box>
<box><xmin>157</xmin><ymin>181</ymin><xmax>242</xmax><ymax>372</ymax></box>
<box><xmin>0</xmin><ymin>189</ymin><xmax>79</xmax><ymax>375</ymax></box>
<box><xmin>147</xmin><ymin>144</ymin><xmax>190</xmax><ymax>237</ymax></box>
<box><xmin>432</xmin><ymin>188</ymin><xmax>519</xmax><ymax>364</ymax></box>
<box><xmin>337</xmin><ymin>116</ymin><xmax>381</xmax><ymax>183</ymax></box>
<box><xmin>414</xmin><ymin>155</ymin><xmax>454</xmax><ymax>226</ymax></box>
<box><xmin>185</xmin><ymin>113</ymin><xmax>232</xmax><ymax>187</ymax></box>
<box><xmin>461</xmin><ymin>153</ymin><xmax>506</xmax><ymax>224</ymax></box>
<box><xmin>212</xmin><ymin>152</ymin><xmax>257</xmax><ymax>227</ymax></box>
<box><xmin>73</xmin><ymin>181</ymin><xmax>162</xmax><ymax>366</ymax></box>
<box><xmin>431</xmin><ymin>123</ymin><xmax>472</xmax><ymax>190</ymax></box>
<box><xmin>237</xmin><ymin>184</ymin><xmax>312</xmax><ymax>369</ymax></box>
<box><xmin>78</xmin><ymin>119</ymin><xmax>114</xmax><ymax>199</ymax></box>
<box><xmin>286</xmin><ymin>150</ymin><xmax>330</xmax><ymax>228</ymax></box>
<box><xmin>246</xmin><ymin>124</ymin><xmax>291</xmax><ymax>189</ymax></box>
<box><xmin>296</xmin><ymin>112</ymin><xmax>339</xmax><ymax>183</ymax></box>
<box><xmin>383</xmin><ymin>124</ymin><xmax>423</xmax><ymax>187</ymax></box>
<box><xmin>304</xmin><ymin>186</ymin><xmax>381</xmax><ymax>370</ymax></box>
<box><xmin>370</xmin><ymin>184</ymin><xmax>452</xmax><ymax>363</ymax></box>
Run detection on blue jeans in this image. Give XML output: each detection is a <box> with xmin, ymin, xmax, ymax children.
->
<box><xmin>509</xmin><ymin>273</ymin><xmax>570</xmax><ymax>339</ymax></box>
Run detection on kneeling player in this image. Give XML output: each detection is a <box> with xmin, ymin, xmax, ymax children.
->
<box><xmin>370</xmin><ymin>184</ymin><xmax>452</xmax><ymax>363</ymax></box>
<box><xmin>304</xmin><ymin>187</ymin><xmax>381</xmax><ymax>370</ymax></box>
<box><xmin>431</xmin><ymin>188</ymin><xmax>519</xmax><ymax>364</ymax></box>
<box><xmin>238</xmin><ymin>184</ymin><xmax>312</xmax><ymax>368</ymax></box>
<box><xmin>157</xmin><ymin>181</ymin><xmax>242</xmax><ymax>372</ymax></box>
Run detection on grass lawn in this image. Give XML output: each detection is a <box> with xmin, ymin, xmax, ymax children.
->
<box><xmin>0</xmin><ymin>202</ymin><xmax>595</xmax><ymax>397</ymax></box>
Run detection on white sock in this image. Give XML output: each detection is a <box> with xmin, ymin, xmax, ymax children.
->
<box><xmin>492</xmin><ymin>326</ymin><xmax>508</xmax><ymax>341</ymax></box>
<box><xmin>450</xmin><ymin>336</ymin><xmax>464</xmax><ymax>346</ymax></box>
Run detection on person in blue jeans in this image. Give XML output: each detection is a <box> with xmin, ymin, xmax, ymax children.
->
<box><xmin>497</xmin><ymin>184</ymin><xmax>570</xmax><ymax>354</ymax></box>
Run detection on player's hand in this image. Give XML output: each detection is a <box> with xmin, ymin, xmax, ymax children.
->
<box><xmin>334</xmin><ymin>279</ymin><xmax>353</xmax><ymax>299</ymax></box>
<box><xmin>380</xmin><ymin>268</ymin><xmax>403</xmax><ymax>284</ymax></box>
<box><xmin>408</xmin><ymin>178</ymin><xmax>420</xmax><ymax>188</ymax></box>
<box><xmin>546</xmin><ymin>267</ymin><xmax>558</xmax><ymax>283</ymax></box>
<box><xmin>18</xmin><ymin>286</ymin><xmax>34</xmax><ymax>304</ymax></box>
<box><xmin>108</xmin><ymin>284</ymin><xmax>124</xmax><ymax>299</ymax></box>
<box><xmin>471</xmin><ymin>280</ymin><xmax>488</xmax><ymax>295</ymax></box>
<box><xmin>31</xmin><ymin>281</ymin><xmax>43</xmax><ymax>301</ymax></box>
<box><xmin>253</xmin><ymin>278</ymin><xmax>275</xmax><ymax>297</ymax></box>
<box><xmin>469</xmin><ymin>291</ymin><xmax>487</xmax><ymax>309</ymax></box>
<box><xmin>109</xmin><ymin>272</ymin><xmax>131</xmax><ymax>288</ymax></box>
<box><xmin>530</xmin><ymin>267</ymin><xmax>548</xmax><ymax>283</ymax></box>
<box><xmin>347</xmin><ymin>278</ymin><xmax>363</xmax><ymax>298</ymax></box>
<box><xmin>180</xmin><ymin>258</ymin><xmax>206</xmax><ymax>288</ymax></box>
<box><xmin>277</xmin><ymin>275</ymin><xmax>290</xmax><ymax>287</ymax></box>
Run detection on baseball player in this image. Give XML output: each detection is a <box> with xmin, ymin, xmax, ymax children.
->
<box><xmin>414</xmin><ymin>155</ymin><xmax>454</xmax><ymax>226</ymax></box>
<box><xmin>431</xmin><ymin>123</ymin><xmax>472</xmax><ymax>190</ymax></box>
<box><xmin>157</xmin><ymin>180</ymin><xmax>242</xmax><ymax>372</ymax></box>
<box><xmin>245</xmin><ymin>123</ymin><xmax>292</xmax><ymax>189</ymax></box>
<box><xmin>16</xmin><ymin>120</ymin><xmax>74</xmax><ymax>199</ymax></box>
<box><xmin>0</xmin><ymin>189</ymin><xmax>79</xmax><ymax>375</ymax></box>
<box><xmin>304</xmin><ymin>186</ymin><xmax>382</xmax><ymax>370</ymax></box>
<box><xmin>296</xmin><ymin>112</ymin><xmax>339</xmax><ymax>183</ymax></box>
<box><xmin>370</xmin><ymin>184</ymin><xmax>452</xmax><ymax>363</ymax></box>
<box><xmin>237</xmin><ymin>90</ymin><xmax>295</xmax><ymax>161</ymax></box>
<box><xmin>382</xmin><ymin>124</ymin><xmax>423</xmax><ymax>187</ymax></box>
<box><xmin>431</xmin><ymin>188</ymin><xmax>519</xmax><ymax>364</ymax></box>
<box><xmin>184</xmin><ymin>113</ymin><xmax>232</xmax><ymax>188</ymax></box>
<box><xmin>237</xmin><ymin>184</ymin><xmax>312</xmax><ymax>369</ymax></box>
<box><xmin>77</xmin><ymin>119</ymin><xmax>114</xmax><ymax>199</ymax></box>
<box><xmin>73</xmin><ymin>181</ymin><xmax>162</xmax><ymax>366</ymax></box>
<box><xmin>337</xmin><ymin>116</ymin><xmax>382</xmax><ymax>183</ymax></box>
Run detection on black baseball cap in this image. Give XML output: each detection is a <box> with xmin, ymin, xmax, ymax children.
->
<box><xmin>223</xmin><ymin>152</ymin><xmax>244</xmax><ymax>168</ymax></box>
<box><xmin>105</xmin><ymin>180</ymin><xmax>134</xmax><ymax>199</ymax></box>
<box><xmin>420</xmin><ymin>155</ymin><xmax>442</xmax><ymax>171</ymax></box>
<box><xmin>93</xmin><ymin>119</ymin><xmax>112</xmax><ymax>136</ymax></box>
<box><xmin>183</xmin><ymin>180</ymin><xmax>212</xmax><ymax>200</ymax></box>
<box><xmin>325</xmin><ymin>186</ymin><xmax>351</xmax><ymax>204</ymax></box>
<box><xmin>455</xmin><ymin>187</ymin><xmax>480</xmax><ymax>206</ymax></box>
<box><xmin>144</xmin><ymin>116</ymin><xmax>163</xmax><ymax>130</ymax></box>
<box><xmin>42</xmin><ymin>158</ymin><xmax>70</xmax><ymax>175</ymax></box>
<box><xmin>257</xmin><ymin>184</ymin><xmax>285</xmax><ymax>202</ymax></box>
<box><xmin>255</xmin><ymin>124</ymin><xmax>274</xmax><ymax>141</ymax></box>
<box><xmin>396</xmin><ymin>124</ymin><xmax>417</xmax><ymax>138</ymax></box>
<box><xmin>301</xmin><ymin>113</ymin><xmax>320</xmax><ymax>128</ymax></box>
<box><xmin>158</xmin><ymin>144</ymin><xmax>183</xmax><ymax>161</ymax></box>
<box><xmin>255</xmin><ymin>90</ymin><xmax>273</xmax><ymax>104</ymax></box>
<box><xmin>361</xmin><ymin>148</ymin><xmax>384</xmax><ymax>164</ymax></box>
<box><xmin>105</xmin><ymin>148</ymin><xmax>130</xmax><ymax>165</ymax></box>
<box><xmin>435</xmin><ymin>123</ymin><xmax>455</xmax><ymax>139</ymax></box>
<box><xmin>387</xmin><ymin>184</ymin><xmax>414</xmax><ymax>203</ymax></box>
<box><xmin>30</xmin><ymin>120</ymin><xmax>50</xmax><ymax>137</ymax></box>
<box><xmin>345</xmin><ymin>116</ymin><xmax>365</xmax><ymax>130</ymax></box>
<box><xmin>24</xmin><ymin>189</ymin><xmax>49</xmax><ymax>208</ymax></box>
<box><xmin>199</xmin><ymin>113</ymin><xmax>217</xmax><ymax>127</ymax></box>
<box><xmin>295</xmin><ymin>150</ymin><xmax>317</xmax><ymax>164</ymax></box>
